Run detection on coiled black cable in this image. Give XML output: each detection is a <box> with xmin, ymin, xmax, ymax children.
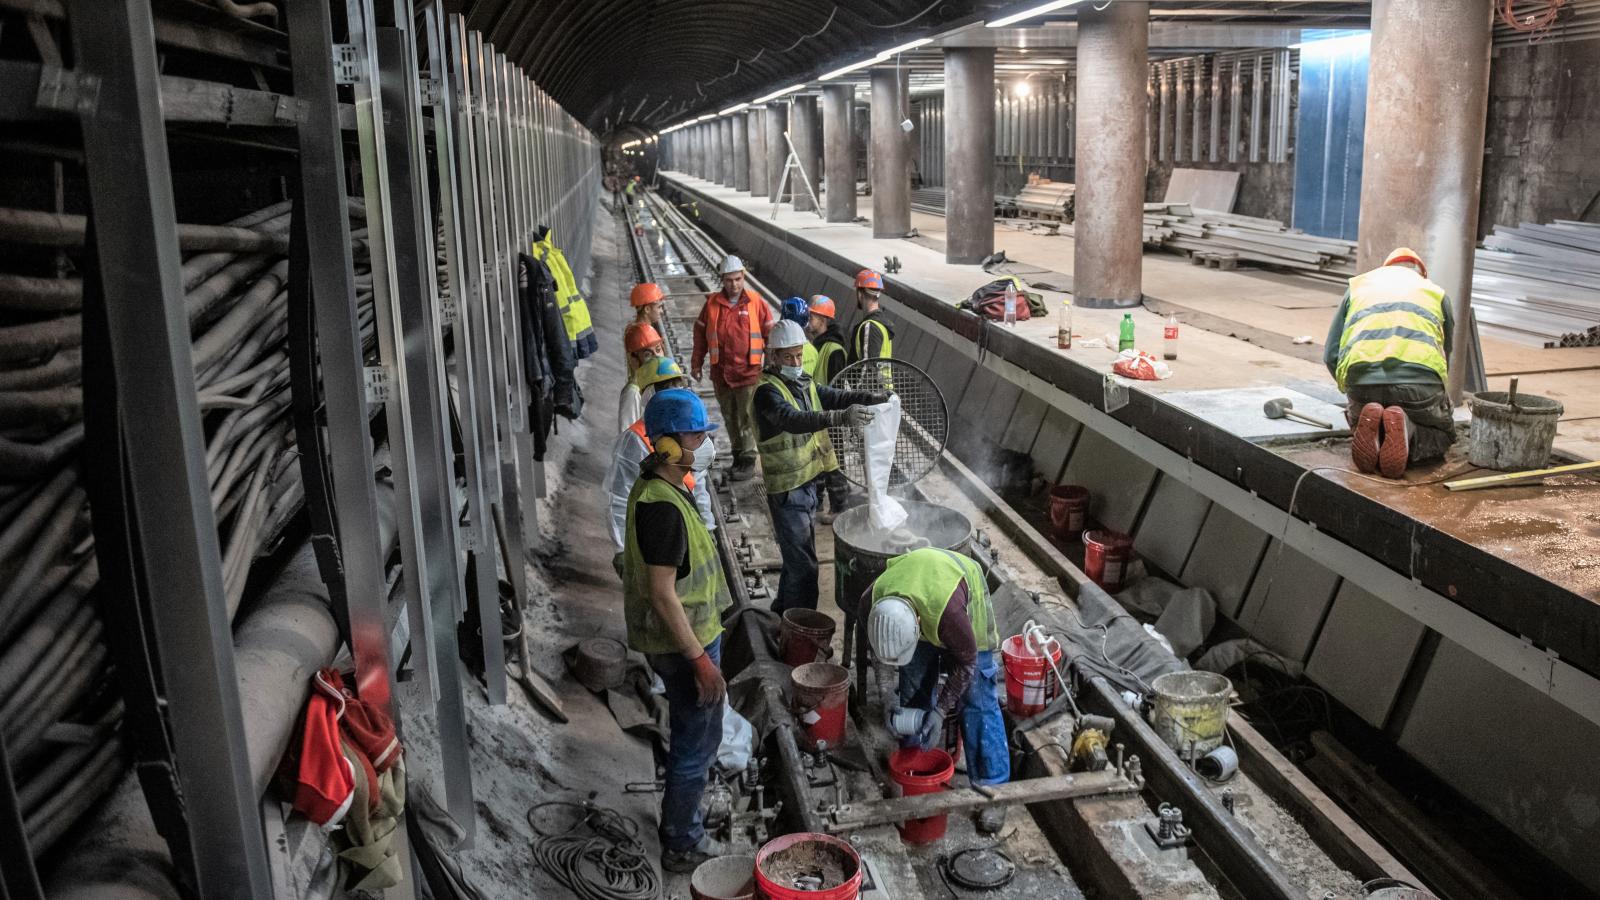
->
<box><xmin>527</xmin><ymin>799</ymin><xmax>661</xmax><ymax>900</ymax></box>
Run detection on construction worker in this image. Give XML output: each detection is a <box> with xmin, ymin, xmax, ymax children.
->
<box><xmin>691</xmin><ymin>255</ymin><xmax>774</xmax><ymax>481</ymax></box>
<box><xmin>805</xmin><ymin>295</ymin><xmax>852</xmax><ymax>523</ymax></box>
<box><xmin>624</xmin><ymin>321</ymin><xmax>664</xmax><ymax>379</ymax></box>
<box><xmin>622</xmin><ymin>388</ymin><xmax>732</xmax><ymax>873</ymax></box>
<box><xmin>781</xmin><ymin>296</ymin><xmax>818</xmax><ymax>376</ymax></box>
<box><xmin>850</xmin><ymin>269</ymin><xmax>894</xmax><ymax>363</ymax></box>
<box><xmin>754</xmin><ymin>320</ymin><xmax>886</xmax><ymax>613</ymax></box>
<box><xmin>631</xmin><ymin>281</ymin><xmax>665</xmax><ymax>328</ymax></box>
<box><xmin>532</xmin><ymin>226</ymin><xmax>597</xmax><ymax>359</ymax></box>
<box><xmin>619</xmin><ymin>353</ymin><xmax>690</xmax><ymax>436</ymax></box>
<box><xmin>608</xmin><ymin>366</ymin><xmax>714</xmax><ymax>565</ymax></box>
<box><xmin>1325</xmin><ymin>247</ymin><xmax>1456</xmax><ymax>478</ymax></box>
<box><xmin>867</xmin><ymin>547</ymin><xmax>1009</xmax><ymax>788</ymax></box>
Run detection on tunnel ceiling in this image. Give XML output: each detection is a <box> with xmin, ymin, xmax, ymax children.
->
<box><xmin>448</xmin><ymin>1</ymin><xmax>1371</xmax><ymax>132</ymax></box>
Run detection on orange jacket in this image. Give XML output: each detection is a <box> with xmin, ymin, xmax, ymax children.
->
<box><xmin>692</xmin><ymin>289</ymin><xmax>773</xmax><ymax>389</ymax></box>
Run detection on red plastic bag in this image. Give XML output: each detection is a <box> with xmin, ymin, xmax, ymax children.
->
<box><xmin>1111</xmin><ymin>350</ymin><xmax>1171</xmax><ymax>381</ymax></box>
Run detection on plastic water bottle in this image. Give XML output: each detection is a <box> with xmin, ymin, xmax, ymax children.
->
<box><xmin>1003</xmin><ymin>283</ymin><xmax>1018</xmax><ymax>328</ymax></box>
<box><xmin>1118</xmin><ymin>313</ymin><xmax>1135</xmax><ymax>351</ymax></box>
<box><xmin>1164</xmin><ymin>314</ymin><xmax>1179</xmax><ymax>360</ymax></box>
<box><xmin>1057</xmin><ymin>300</ymin><xmax>1073</xmax><ymax>349</ymax></box>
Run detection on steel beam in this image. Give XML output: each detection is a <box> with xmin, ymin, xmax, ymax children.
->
<box><xmin>65</xmin><ymin>0</ymin><xmax>271</xmax><ymax>892</ymax></box>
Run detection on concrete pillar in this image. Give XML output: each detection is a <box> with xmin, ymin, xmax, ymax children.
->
<box><xmin>732</xmin><ymin>113</ymin><xmax>750</xmax><ymax>192</ymax></box>
<box><xmin>698</xmin><ymin>124</ymin><xmax>711</xmax><ymax>180</ymax></box>
<box><xmin>790</xmin><ymin>95</ymin><xmax>820</xmax><ymax>212</ymax></box>
<box><xmin>944</xmin><ymin>47</ymin><xmax>996</xmax><ymax>264</ymax></box>
<box><xmin>1358</xmin><ymin>0</ymin><xmax>1491</xmax><ymax>400</ymax></box>
<box><xmin>822</xmin><ymin>84</ymin><xmax>857</xmax><ymax>223</ymax></box>
<box><xmin>748</xmin><ymin>109</ymin><xmax>768</xmax><ymax>197</ymax></box>
<box><xmin>1072</xmin><ymin>1</ymin><xmax>1148</xmax><ymax>308</ymax></box>
<box><xmin>871</xmin><ymin>66</ymin><xmax>912</xmax><ymax>238</ymax></box>
<box><xmin>715</xmin><ymin>117</ymin><xmax>730</xmax><ymax>186</ymax></box>
<box><xmin>692</xmin><ymin>125</ymin><xmax>705</xmax><ymax>178</ymax></box>
<box><xmin>766</xmin><ymin>101</ymin><xmax>790</xmax><ymax>203</ymax></box>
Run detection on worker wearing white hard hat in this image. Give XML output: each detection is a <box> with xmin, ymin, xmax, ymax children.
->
<box><xmin>867</xmin><ymin>547</ymin><xmax>1009</xmax><ymax>787</ymax></box>
<box><xmin>754</xmin><ymin>319</ymin><xmax>888</xmax><ymax>613</ymax></box>
<box><xmin>691</xmin><ymin>255</ymin><xmax>772</xmax><ymax>481</ymax></box>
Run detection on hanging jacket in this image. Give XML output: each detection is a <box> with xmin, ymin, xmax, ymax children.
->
<box><xmin>519</xmin><ymin>253</ymin><xmax>582</xmax><ymax>459</ymax></box>
<box><xmin>531</xmin><ymin>227</ymin><xmax>598</xmax><ymax>359</ymax></box>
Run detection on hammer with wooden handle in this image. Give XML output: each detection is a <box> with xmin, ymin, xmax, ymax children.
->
<box><xmin>1262</xmin><ymin>397</ymin><xmax>1333</xmax><ymax>429</ymax></box>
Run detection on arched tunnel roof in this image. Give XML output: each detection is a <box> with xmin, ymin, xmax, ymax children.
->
<box><xmin>452</xmin><ymin>0</ymin><xmax>983</xmax><ymax>132</ymax></box>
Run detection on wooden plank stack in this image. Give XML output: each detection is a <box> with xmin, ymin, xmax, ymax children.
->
<box><xmin>1474</xmin><ymin>221</ymin><xmax>1600</xmax><ymax>348</ymax></box>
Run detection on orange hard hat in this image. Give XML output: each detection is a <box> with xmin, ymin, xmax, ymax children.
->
<box><xmin>1383</xmin><ymin>247</ymin><xmax>1427</xmax><ymax>278</ymax></box>
<box><xmin>809</xmin><ymin>295</ymin><xmax>836</xmax><ymax>319</ymax></box>
<box><xmin>630</xmin><ymin>282</ymin><xmax>664</xmax><ymax>307</ymax></box>
<box><xmin>625</xmin><ymin>322</ymin><xmax>663</xmax><ymax>354</ymax></box>
<box><xmin>855</xmin><ymin>269</ymin><xmax>883</xmax><ymax>291</ymax></box>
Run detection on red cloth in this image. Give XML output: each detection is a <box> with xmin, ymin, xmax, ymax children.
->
<box><xmin>692</xmin><ymin>290</ymin><xmax>773</xmax><ymax>389</ymax></box>
<box><xmin>290</xmin><ymin>672</ymin><xmax>356</xmax><ymax>828</ymax></box>
<box><xmin>318</xmin><ymin>668</ymin><xmax>401</xmax><ymax>775</ymax></box>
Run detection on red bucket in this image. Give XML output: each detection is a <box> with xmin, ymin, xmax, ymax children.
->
<box><xmin>1083</xmin><ymin>529</ymin><xmax>1134</xmax><ymax>592</ymax></box>
<box><xmin>886</xmin><ymin>747</ymin><xmax>955</xmax><ymax>845</ymax></box>
<box><xmin>1048</xmin><ymin>484</ymin><xmax>1090</xmax><ymax>540</ymax></box>
<box><xmin>1001</xmin><ymin>633</ymin><xmax>1064</xmax><ymax>717</ymax></box>
<box><xmin>791</xmin><ymin>663</ymin><xmax>849</xmax><ymax>752</ymax></box>
<box><xmin>755</xmin><ymin>832</ymin><xmax>862</xmax><ymax>899</ymax></box>
<box><xmin>779</xmin><ymin>609</ymin><xmax>837</xmax><ymax>667</ymax></box>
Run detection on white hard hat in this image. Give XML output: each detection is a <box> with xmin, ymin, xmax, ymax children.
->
<box><xmin>719</xmin><ymin>255</ymin><xmax>745</xmax><ymax>276</ymax></box>
<box><xmin>768</xmin><ymin>319</ymin><xmax>807</xmax><ymax>350</ymax></box>
<box><xmin>868</xmin><ymin>596</ymin><xmax>919</xmax><ymax>666</ymax></box>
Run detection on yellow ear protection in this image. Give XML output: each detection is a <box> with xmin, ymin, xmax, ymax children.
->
<box><xmin>655</xmin><ymin>435</ymin><xmax>686</xmax><ymax>465</ymax></box>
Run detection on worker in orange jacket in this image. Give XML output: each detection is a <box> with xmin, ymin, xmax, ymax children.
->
<box><xmin>691</xmin><ymin>255</ymin><xmax>774</xmax><ymax>481</ymax></box>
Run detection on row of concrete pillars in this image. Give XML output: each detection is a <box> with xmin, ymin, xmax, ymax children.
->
<box><xmin>662</xmin><ymin>0</ymin><xmax>1491</xmax><ymax>326</ymax></box>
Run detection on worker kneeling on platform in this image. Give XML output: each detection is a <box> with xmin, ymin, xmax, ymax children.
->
<box><xmin>1326</xmin><ymin>247</ymin><xmax>1456</xmax><ymax>479</ymax></box>
<box><xmin>755</xmin><ymin>320</ymin><xmax>886</xmax><ymax>614</ymax></box>
<box><xmin>868</xmin><ymin>548</ymin><xmax>1010</xmax><ymax>788</ymax></box>
<box><xmin>621</xmin><ymin>388</ymin><xmax>733</xmax><ymax>873</ymax></box>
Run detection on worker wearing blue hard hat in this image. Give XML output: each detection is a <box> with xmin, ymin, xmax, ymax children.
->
<box><xmin>623</xmin><ymin>388</ymin><xmax>732</xmax><ymax>874</ymax></box>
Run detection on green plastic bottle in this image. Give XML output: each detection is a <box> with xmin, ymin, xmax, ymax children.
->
<box><xmin>1118</xmin><ymin>313</ymin><xmax>1135</xmax><ymax>352</ymax></box>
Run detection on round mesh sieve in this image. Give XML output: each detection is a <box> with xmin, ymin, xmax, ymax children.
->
<box><xmin>827</xmin><ymin>358</ymin><xmax>947</xmax><ymax>489</ymax></box>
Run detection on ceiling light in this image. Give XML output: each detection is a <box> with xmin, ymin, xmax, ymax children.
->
<box><xmin>754</xmin><ymin>83</ymin><xmax>806</xmax><ymax>104</ymax></box>
<box><xmin>820</xmin><ymin>57</ymin><xmax>878</xmax><ymax>81</ymax></box>
<box><xmin>719</xmin><ymin>102</ymin><xmax>750</xmax><ymax>116</ymax></box>
<box><xmin>878</xmin><ymin>37</ymin><xmax>933</xmax><ymax>57</ymax></box>
<box><xmin>986</xmin><ymin>0</ymin><xmax>1084</xmax><ymax>29</ymax></box>
<box><xmin>1014</xmin><ymin>80</ymin><xmax>1032</xmax><ymax>97</ymax></box>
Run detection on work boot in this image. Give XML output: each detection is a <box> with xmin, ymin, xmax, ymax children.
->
<box><xmin>661</xmin><ymin>836</ymin><xmax>723</xmax><ymax>874</ymax></box>
<box><xmin>817</xmin><ymin>508</ymin><xmax>836</xmax><ymax>526</ymax></box>
<box><xmin>1379</xmin><ymin>406</ymin><xmax>1410</xmax><ymax>479</ymax></box>
<box><xmin>1351</xmin><ymin>402</ymin><xmax>1383</xmax><ymax>474</ymax></box>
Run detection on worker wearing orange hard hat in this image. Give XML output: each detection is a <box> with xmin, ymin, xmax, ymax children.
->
<box><xmin>850</xmin><ymin>269</ymin><xmax>894</xmax><ymax>364</ymax></box>
<box><xmin>1325</xmin><ymin>247</ymin><xmax>1456</xmax><ymax>479</ymax></box>
<box><xmin>625</xmin><ymin>321</ymin><xmax>665</xmax><ymax>378</ymax></box>
<box><xmin>805</xmin><ymin>295</ymin><xmax>853</xmax><ymax>522</ymax></box>
<box><xmin>631</xmin><ymin>282</ymin><xmax>665</xmax><ymax>327</ymax></box>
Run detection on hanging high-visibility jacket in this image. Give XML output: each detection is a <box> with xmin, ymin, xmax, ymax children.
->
<box><xmin>1335</xmin><ymin>265</ymin><xmax>1449</xmax><ymax>392</ymax></box>
<box><xmin>531</xmin><ymin>229</ymin><xmax>597</xmax><ymax>359</ymax></box>
<box><xmin>622</xmin><ymin>476</ymin><xmax>731</xmax><ymax>654</ymax></box>
<box><xmin>755</xmin><ymin>372</ymin><xmax>839</xmax><ymax>495</ymax></box>
<box><xmin>871</xmin><ymin>548</ymin><xmax>996</xmax><ymax>652</ymax></box>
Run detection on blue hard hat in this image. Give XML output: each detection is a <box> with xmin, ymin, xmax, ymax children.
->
<box><xmin>782</xmin><ymin>296</ymin><xmax>809</xmax><ymax>325</ymax></box>
<box><xmin>643</xmin><ymin>388</ymin><xmax>717</xmax><ymax>440</ymax></box>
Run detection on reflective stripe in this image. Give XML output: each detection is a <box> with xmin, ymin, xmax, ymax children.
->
<box><xmin>870</xmin><ymin>548</ymin><xmax>995</xmax><ymax>652</ymax></box>
<box><xmin>622</xmin><ymin>476</ymin><xmax>729</xmax><ymax>654</ymax></box>
<box><xmin>1336</xmin><ymin>266</ymin><xmax>1448</xmax><ymax>391</ymax></box>
<box><xmin>533</xmin><ymin>237</ymin><xmax>595</xmax><ymax>347</ymax></box>
<box><xmin>1347</xmin><ymin>325</ymin><xmax>1442</xmax><ymax>351</ymax></box>
<box><xmin>1346</xmin><ymin>301</ymin><xmax>1443</xmax><ymax>331</ymax></box>
<box><xmin>756</xmin><ymin>373</ymin><xmax>839</xmax><ymax>494</ymax></box>
<box><xmin>706</xmin><ymin>292</ymin><xmax>766</xmax><ymax>367</ymax></box>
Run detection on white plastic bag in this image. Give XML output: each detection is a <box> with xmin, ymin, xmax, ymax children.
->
<box><xmin>717</xmin><ymin>705</ymin><xmax>754</xmax><ymax>771</ymax></box>
<box><xmin>863</xmin><ymin>394</ymin><xmax>907</xmax><ymax>531</ymax></box>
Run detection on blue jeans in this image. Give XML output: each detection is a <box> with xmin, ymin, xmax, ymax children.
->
<box><xmin>896</xmin><ymin>642</ymin><xmax>1011</xmax><ymax>787</ymax></box>
<box><xmin>646</xmin><ymin>637</ymin><xmax>725</xmax><ymax>852</ymax></box>
<box><xmin>767</xmin><ymin>478</ymin><xmax>820</xmax><ymax>614</ymax></box>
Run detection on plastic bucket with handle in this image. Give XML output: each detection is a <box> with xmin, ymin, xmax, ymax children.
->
<box><xmin>1001</xmin><ymin>632</ymin><xmax>1063</xmax><ymax>716</ymax></box>
<box><xmin>791</xmin><ymin>663</ymin><xmax>849</xmax><ymax>752</ymax></box>
<box><xmin>1048</xmin><ymin>484</ymin><xmax>1090</xmax><ymax>540</ymax></box>
<box><xmin>780</xmin><ymin>609</ymin><xmax>837</xmax><ymax>667</ymax></box>
<box><xmin>1082</xmin><ymin>529</ymin><xmax>1133</xmax><ymax>592</ymax></box>
<box><xmin>886</xmin><ymin>747</ymin><xmax>956</xmax><ymax>844</ymax></box>
<box><xmin>754</xmin><ymin>832</ymin><xmax>862</xmax><ymax>899</ymax></box>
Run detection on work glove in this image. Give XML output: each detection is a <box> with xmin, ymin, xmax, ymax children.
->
<box><xmin>915</xmin><ymin>709</ymin><xmax>946</xmax><ymax>751</ymax></box>
<box><xmin>690</xmin><ymin>650</ymin><xmax>726</xmax><ymax>707</ymax></box>
<box><xmin>829</xmin><ymin>405</ymin><xmax>875</xmax><ymax>428</ymax></box>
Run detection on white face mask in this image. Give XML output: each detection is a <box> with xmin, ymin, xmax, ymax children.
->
<box><xmin>779</xmin><ymin>364</ymin><xmax>805</xmax><ymax>381</ymax></box>
<box><xmin>691</xmin><ymin>434</ymin><xmax>716</xmax><ymax>473</ymax></box>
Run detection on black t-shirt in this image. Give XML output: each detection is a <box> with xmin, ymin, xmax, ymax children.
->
<box><xmin>633</xmin><ymin>473</ymin><xmax>691</xmax><ymax>579</ymax></box>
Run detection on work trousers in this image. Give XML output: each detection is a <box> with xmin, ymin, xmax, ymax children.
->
<box><xmin>712</xmin><ymin>380</ymin><xmax>759</xmax><ymax>465</ymax></box>
<box><xmin>1344</xmin><ymin>382</ymin><xmax>1456</xmax><ymax>463</ymax></box>
<box><xmin>767</xmin><ymin>477</ymin><xmax>821</xmax><ymax>614</ymax></box>
<box><xmin>646</xmin><ymin>636</ymin><xmax>725</xmax><ymax>852</ymax></box>
<box><xmin>897</xmin><ymin>643</ymin><xmax>1011</xmax><ymax>786</ymax></box>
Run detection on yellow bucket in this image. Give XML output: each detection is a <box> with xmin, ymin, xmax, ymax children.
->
<box><xmin>1148</xmin><ymin>671</ymin><xmax>1232</xmax><ymax>756</ymax></box>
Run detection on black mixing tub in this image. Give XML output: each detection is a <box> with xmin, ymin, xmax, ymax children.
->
<box><xmin>831</xmin><ymin>500</ymin><xmax>973</xmax><ymax>703</ymax></box>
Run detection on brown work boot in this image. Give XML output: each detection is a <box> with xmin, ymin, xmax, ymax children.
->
<box><xmin>1351</xmin><ymin>402</ymin><xmax>1383</xmax><ymax>474</ymax></box>
<box><xmin>1378</xmin><ymin>406</ymin><xmax>1410</xmax><ymax>479</ymax></box>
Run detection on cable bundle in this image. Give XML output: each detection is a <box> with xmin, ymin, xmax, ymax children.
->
<box><xmin>528</xmin><ymin>800</ymin><xmax>661</xmax><ymax>900</ymax></box>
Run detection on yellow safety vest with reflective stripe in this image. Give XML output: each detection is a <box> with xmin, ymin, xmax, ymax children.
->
<box><xmin>852</xmin><ymin>317</ymin><xmax>894</xmax><ymax>362</ymax></box>
<box><xmin>871</xmin><ymin>548</ymin><xmax>996</xmax><ymax>652</ymax></box>
<box><xmin>812</xmin><ymin>339</ymin><xmax>846</xmax><ymax>384</ymax></box>
<box><xmin>1335</xmin><ymin>266</ymin><xmax>1449</xmax><ymax>392</ymax></box>
<box><xmin>801</xmin><ymin>343</ymin><xmax>818</xmax><ymax>378</ymax></box>
<box><xmin>532</xmin><ymin>230</ymin><xmax>596</xmax><ymax>352</ymax></box>
<box><xmin>756</xmin><ymin>372</ymin><xmax>840</xmax><ymax>495</ymax></box>
<box><xmin>622</xmin><ymin>476</ymin><xmax>730</xmax><ymax>655</ymax></box>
